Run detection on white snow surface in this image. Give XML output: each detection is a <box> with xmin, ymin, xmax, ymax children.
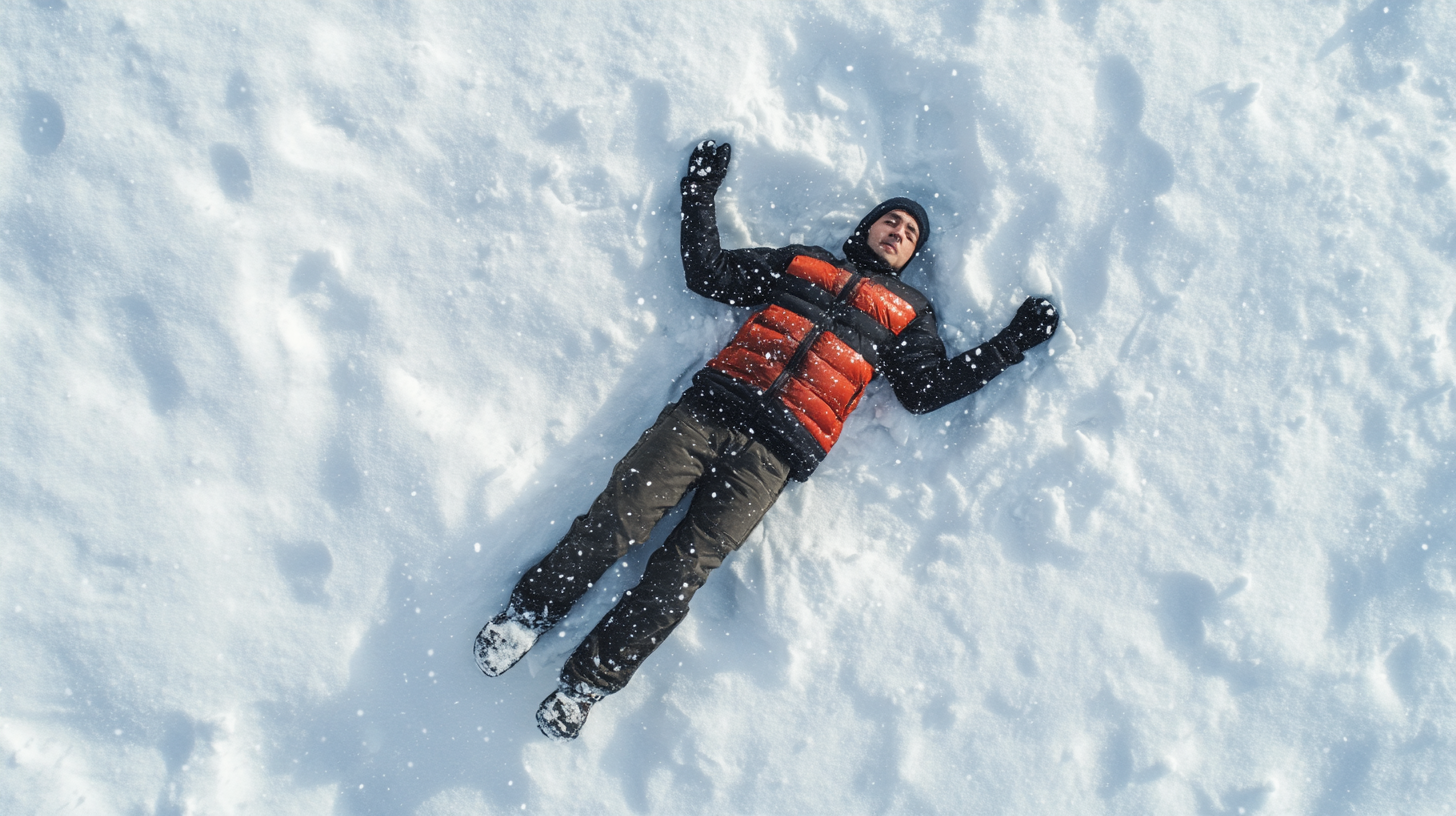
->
<box><xmin>3</xmin><ymin>1</ymin><xmax>1455</xmax><ymax>813</ymax></box>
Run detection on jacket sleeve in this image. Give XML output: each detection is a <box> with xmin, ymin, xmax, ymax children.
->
<box><xmin>879</xmin><ymin>304</ymin><xmax>1025</xmax><ymax>414</ymax></box>
<box><xmin>681</xmin><ymin>185</ymin><xmax>791</xmax><ymax>307</ymax></box>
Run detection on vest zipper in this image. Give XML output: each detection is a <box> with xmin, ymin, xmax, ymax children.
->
<box><xmin>763</xmin><ymin>272</ymin><xmax>863</xmax><ymax>403</ymax></box>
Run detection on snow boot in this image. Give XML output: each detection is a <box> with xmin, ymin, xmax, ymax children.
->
<box><xmin>536</xmin><ymin>681</ymin><xmax>608</xmax><ymax>742</ymax></box>
<box><xmin>474</xmin><ymin>608</ymin><xmax>550</xmax><ymax>677</ymax></box>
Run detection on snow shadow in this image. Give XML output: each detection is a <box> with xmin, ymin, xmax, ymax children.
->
<box><xmin>1153</xmin><ymin>571</ymin><xmax>1264</xmax><ymax>690</ymax></box>
<box><xmin>628</xmin><ymin>79</ymin><xmax>671</xmax><ymax>154</ymax></box>
<box><xmin>1196</xmin><ymin>81</ymin><xmax>1261</xmax><ymax>120</ymax></box>
<box><xmin>989</xmin><ymin>480</ymin><xmax>1087</xmax><ymax>568</ymax></box>
<box><xmin>320</xmin><ymin>435</ymin><xmax>364</xmax><ymax>508</ymax></box>
<box><xmin>1194</xmin><ymin>780</ymin><xmax>1274</xmax><ymax>815</ymax></box>
<box><xmin>972</xmin><ymin>394</ymin><xmax>1121</xmax><ymax>572</ymax></box>
<box><xmin>256</xmin><ymin>556</ymin><xmax>550</xmax><ymax>815</ymax></box>
<box><xmin>274</xmin><ymin>541</ymin><xmax>335</xmax><ymax>604</ymax></box>
<box><xmin>1325</xmin><ymin>466</ymin><xmax>1455</xmax><ymax>639</ymax></box>
<box><xmin>152</xmin><ymin>711</ymin><xmax>214</xmax><ymax>815</ymax></box>
<box><xmin>1309</xmin><ymin>734</ymin><xmax>1379</xmax><ymax>815</ymax></box>
<box><xmin>9</xmin><ymin>209</ymin><xmax>71</xmax><ymax>285</ymax></box>
<box><xmin>41</xmin><ymin>632</ymin><xmax>216</xmax><ymax>816</ymax></box>
<box><xmin>1062</xmin><ymin>56</ymin><xmax>1176</xmax><ymax>322</ymax></box>
<box><xmin>1060</xmin><ymin>0</ymin><xmax>1103</xmax><ymax>36</ymax></box>
<box><xmin>1317</xmin><ymin>0</ymin><xmax>1421</xmax><ymax>92</ymax></box>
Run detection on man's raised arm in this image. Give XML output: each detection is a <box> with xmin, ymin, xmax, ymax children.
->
<box><xmin>679</xmin><ymin>140</ymin><xmax>784</xmax><ymax>308</ymax></box>
<box><xmin>882</xmin><ymin>297</ymin><xmax>1059</xmax><ymax>414</ymax></box>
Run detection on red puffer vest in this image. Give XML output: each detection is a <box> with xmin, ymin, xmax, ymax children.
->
<box><xmin>705</xmin><ymin>255</ymin><xmax>917</xmax><ymax>452</ymax></box>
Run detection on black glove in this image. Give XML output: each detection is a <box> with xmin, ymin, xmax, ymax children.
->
<box><xmin>681</xmin><ymin>139</ymin><xmax>731</xmax><ymax>200</ymax></box>
<box><xmin>994</xmin><ymin>297</ymin><xmax>1059</xmax><ymax>353</ymax></box>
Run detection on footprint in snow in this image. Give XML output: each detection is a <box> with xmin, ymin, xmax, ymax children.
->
<box><xmin>1196</xmin><ymin>81</ymin><xmax>1261</xmax><ymax>119</ymax></box>
<box><xmin>1059</xmin><ymin>0</ymin><xmax>1102</xmax><ymax>36</ymax></box>
<box><xmin>289</xmin><ymin>250</ymin><xmax>371</xmax><ymax>333</ymax></box>
<box><xmin>209</xmin><ymin>143</ymin><xmax>253</xmax><ymax>202</ymax></box>
<box><xmin>225</xmin><ymin>70</ymin><xmax>256</xmax><ymax>119</ymax></box>
<box><xmin>159</xmin><ymin>712</ymin><xmax>200</xmax><ymax>775</ymax></box>
<box><xmin>21</xmin><ymin>91</ymin><xmax>65</xmax><ymax>155</ymax></box>
<box><xmin>117</xmin><ymin>295</ymin><xmax>187</xmax><ymax>414</ymax></box>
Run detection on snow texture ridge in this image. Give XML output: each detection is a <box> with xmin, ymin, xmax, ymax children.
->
<box><xmin>2</xmin><ymin>0</ymin><xmax>1454</xmax><ymax>814</ymax></box>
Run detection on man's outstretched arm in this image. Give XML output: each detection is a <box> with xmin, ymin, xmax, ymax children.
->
<box><xmin>679</xmin><ymin>140</ymin><xmax>787</xmax><ymax>307</ymax></box>
<box><xmin>881</xmin><ymin>297</ymin><xmax>1059</xmax><ymax>414</ymax></box>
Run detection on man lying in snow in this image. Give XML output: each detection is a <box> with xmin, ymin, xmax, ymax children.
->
<box><xmin>475</xmin><ymin>140</ymin><xmax>1059</xmax><ymax>741</ymax></box>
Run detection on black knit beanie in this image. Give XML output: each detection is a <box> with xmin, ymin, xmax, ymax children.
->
<box><xmin>843</xmin><ymin>197</ymin><xmax>931</xmax><ymax>276</ymax></box>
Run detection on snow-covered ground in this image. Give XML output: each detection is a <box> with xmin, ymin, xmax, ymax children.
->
<box><xmin>3</xmin><ymin>1</ymin><xmax>1454</xmax><ymax>813</ymax></box>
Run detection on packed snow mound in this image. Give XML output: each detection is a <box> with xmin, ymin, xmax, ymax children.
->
<box><xmin>3</xmin><ymin>1</ymin><xmax>1454</xmax><ymax>814</ymax></box>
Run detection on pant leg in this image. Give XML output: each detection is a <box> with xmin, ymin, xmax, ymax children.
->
<box><xmin>562</xmin><ymin>429</ymin><xmax>790</xmax><ymax>692</ymax></box>
<box><xmin>507</xmin><ymin>403</ymin><xmax>716</xmax><ymax>626</ymax></box>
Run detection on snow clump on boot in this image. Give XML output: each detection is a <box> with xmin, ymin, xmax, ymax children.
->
<box><xmin>474</xmin><ymin>609</ymin><xmax>547</xmax><ymax>677</ymax></box>
<box><xmin>536</xmin><ymin>681</ymin><xmax>608</xmax><ymax>742</ymax></box>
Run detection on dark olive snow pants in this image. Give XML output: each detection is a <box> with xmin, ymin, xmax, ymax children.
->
<box><xmin>509</xmin><ymin>401</ymin><xmax>790</xmax><ymax>693</ymax></box>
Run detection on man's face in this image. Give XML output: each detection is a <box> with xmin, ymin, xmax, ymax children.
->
<box><xmin>866</xmin><ymin>209</ymin><xmax>920</xmax><ymax>271</ymax></box>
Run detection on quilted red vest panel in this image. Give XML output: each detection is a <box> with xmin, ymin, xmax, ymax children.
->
<box><xmin>707</xmin><ymin>255</ymin><xmax>916</xmax><ymax>451</ymax></box>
